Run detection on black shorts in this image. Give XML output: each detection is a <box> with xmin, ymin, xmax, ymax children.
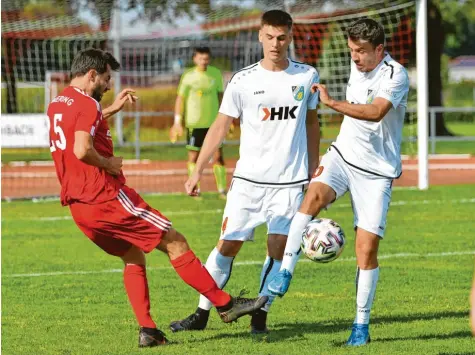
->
<box><xmin>186</xmin><ymin>128</ymin><xmax>209</xmax><ymax>151</ymax></box>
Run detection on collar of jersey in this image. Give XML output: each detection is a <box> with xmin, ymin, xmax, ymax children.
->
<box><xmin>359</xmin><ymin>53</ymin><xmax>391</xmax><ymax>78</ymax></box>
<box><xmin>70</xmin><ymin>86</ymin><xmax>88</xmax><ymax>96</ymax></box>
<box><xmin>258</xmin><ymin>58</ymin><xmax>291</xmax><ymax>73</ymax></box>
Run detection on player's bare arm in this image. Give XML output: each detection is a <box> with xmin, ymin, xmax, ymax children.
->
<box><xmin>312</xmin><ymin>83</ymin><xmax>392</xmax><ymax>122</ymax></box>
<box><xmin>102</xmin><ymin>88</ymin><xmax>138</xmax><ymax>119</ymax></box>
<box><xmin>184</xmin><ymin>113</ymin><xmax>234</xmax><ymax>195</ymax></box>
<box><xmin>74</xmin><ymin>130</ymin><xmax>123</xmax><ymax>175</ymax></box>
<box><xmin>170</xmin><ymin>95</ymin><xmax>185</xmax><ymax>143</ymax></box>
<box><xmin>306</xmin><ymin>109</ymin><xmax>320</xmax><ymax>177</ymax></box>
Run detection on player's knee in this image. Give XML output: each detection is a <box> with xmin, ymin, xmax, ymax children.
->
<box><xmin>121</xmin><ymin>245</ymin><xmax>146</xmax><ymax>265</ymax></box>
<box><xmin>216</xmin><ymin>239</ymin><xmax>242</xmax><ymax>257</ymax></box>
<box><xmin>157</xmin><ymin>228</ymin><xmax>191</xmax><ymax>259</ymax></box>
<box><xmin>356</xmin><ymin>244</ymin><xmax>378</xmax><ymax>269</ymax></box>
<box><xmin>301</xmin><ymin>187</ymin><xmax>327</xmax><ymax>215</ymax></box>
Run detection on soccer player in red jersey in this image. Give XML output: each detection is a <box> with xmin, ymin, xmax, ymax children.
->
<box><xmin>47</xmin><ymin>48</ymin><xmax>267</xmax><ymax>348</ymax></box>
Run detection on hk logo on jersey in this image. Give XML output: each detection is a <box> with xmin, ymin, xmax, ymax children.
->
<box><xmin>367</xmin><ymin>89</ymin><xmax>375</xmax><ymax>104</ymax></box>
<box><xmin>292</xmin><ymin>86</ymin><xmax>305</xmax><ymax>101</ymax></box>
<box><xmin>261</xmin><ymin>106</ymin><xmax>298</xmax><ymax>121</ymax></box>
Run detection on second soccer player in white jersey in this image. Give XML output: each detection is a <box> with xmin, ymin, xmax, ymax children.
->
<box><xmin>269</xmin><ymin>18</ymin><xmax>410</xmax><ymax>346</ymax></box>
<box><xmin>169</xmin><ymin>10</ymin><xmax>320</xmax><ymax>334</ymax></box>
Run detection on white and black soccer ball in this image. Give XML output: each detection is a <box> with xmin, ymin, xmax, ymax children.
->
<box><xmin>301</xmin><ymin>218</ymin><xmax>346</xmax><ymax>263</ymax></box>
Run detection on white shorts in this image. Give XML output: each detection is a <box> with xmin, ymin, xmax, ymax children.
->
<box><xmin>311</xmin><ymin>146</ymin><xmax>393</xmax><ymax>237</ymax></box>
<box><xmin>220</xmin><ymin>178</ymin><xmax>304</xmax><ymax>242</ymax></box>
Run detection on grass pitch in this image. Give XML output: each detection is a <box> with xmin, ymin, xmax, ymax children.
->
<box><xmin>2</xmin><ymin>184</ymin><xmax>475</xmax><ymax>355</ymax></box>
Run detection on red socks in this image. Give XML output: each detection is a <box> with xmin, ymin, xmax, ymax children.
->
<box><xmin>171</xmin><ymin>250</ymin><xmax>231</xmax><ymax>307</ymax></box>
<box><xmin>123</xmin><ymin>264</ymin><xmax>156</xmax><ymax>329</ymax></box>
<box><xmin>123</xmin><ymin>251</ymin><xmax>231</xmax><ymax>328</ymax></box>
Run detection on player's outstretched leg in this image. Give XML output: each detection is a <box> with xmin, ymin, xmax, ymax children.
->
<box><xmin>269</xmin><ymin>183</ymin><xmax>335</xmax><ymax>297</ymax></box>
<box><xmin>170</xmin><ymin>246</ymin><xmax>236</xmax><ymax>332</ymax></box>
<box><xmin>268</xmin><ymin>213</ymin><xmax>312</xmax><ymax>297</ymax></box>
<box><xmin>268</xmin><ymin>269</ymin><xmax>293</xmax><ymax>297</ymax></box>
<box><xmin>158</xmin><ymin>229</ymin><xmax>267</xmax><ymax>326</ymax></box>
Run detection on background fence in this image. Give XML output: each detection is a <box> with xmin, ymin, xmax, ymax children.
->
<box><xmin>2</xmin><ymin>0</ymin><xmax>475</xmax><ymax>199</ymax></box>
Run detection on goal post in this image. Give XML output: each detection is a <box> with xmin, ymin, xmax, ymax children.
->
<box><xmin>416</xmin><ymin>0</ymin><xmax>429</xmax><ymax>190</ymax></box>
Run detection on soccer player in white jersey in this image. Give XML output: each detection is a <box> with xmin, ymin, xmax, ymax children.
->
<box><xmin>269</xmin><ymin>18</ymin><xmax>410</xmax><ymax>346</ymax></box>
<box><xmin>169</xmin><ymin>10</ymin><xmax>320</xmax><ymax>334</ymax></box>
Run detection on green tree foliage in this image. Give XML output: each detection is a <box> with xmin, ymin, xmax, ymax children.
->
<box><xmin>433</xmin><ymin>0</ymin><xmax>475</xmax><ymax>57</ymax></box>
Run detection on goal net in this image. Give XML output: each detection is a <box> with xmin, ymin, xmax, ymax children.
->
<box><xmin>2</xmin><ymin>0</ymin><xmax>418</xmax><ymax>199</ymax></box>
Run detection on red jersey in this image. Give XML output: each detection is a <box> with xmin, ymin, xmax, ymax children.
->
<box><xmin>48</xmin><ymin>86</ymin><xmax>125</xmax><ymax>205</ymax></box>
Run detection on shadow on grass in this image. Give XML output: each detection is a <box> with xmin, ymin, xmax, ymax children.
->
<box><xmin>189</xmin><ymin>310</ymin><xmax>469</xmax><ymax>344</ymax></box>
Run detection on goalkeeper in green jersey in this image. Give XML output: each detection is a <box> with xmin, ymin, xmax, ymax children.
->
<box><xmin>170</xmin><ymin>47</ymin><xmax>227</xmax><ymax>198</ymax></box>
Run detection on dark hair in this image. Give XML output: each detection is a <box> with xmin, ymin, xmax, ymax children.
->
<box><xmin>261</xmin><ymin>10</ymin><xmax>293</xmax><ymax>30</ymax></box>
<box><xmin>193</xmin><ymin>46</ymin><xmax>211</xmax><ymax>57</ymax></box>
<box><xmin>347</xmin><ymin>18</ymin><xmax>385</xmax><ymax>48</ymax></box>
<box><xmin>70</xmin><ymin>48</ymin><xmax>120</xmax><ymax>78</ymax></box>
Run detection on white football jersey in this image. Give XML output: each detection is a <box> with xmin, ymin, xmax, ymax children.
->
<box><xmin>333</xmin><ymin>53</ymin><xmax>409</xmax><ymax>178</ymax></box>
<box><xmin>220</xmin><ymin>59</ymin><xmax>319</xmax><ymax>187</ymax></box>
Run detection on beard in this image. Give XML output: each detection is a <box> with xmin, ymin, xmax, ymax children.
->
<box><xmin>91</xmin><ymin>87</ymin><xmax>104</xmax><ymax>102</ymax></box>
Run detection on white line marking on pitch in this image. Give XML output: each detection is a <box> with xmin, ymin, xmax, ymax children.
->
<box><xmin>5</xmin><ymin>251</ymin><xmax>475</xmax><ymax>278</ymax></box>
<box><xmin>27</xmin><ymin>198</ymin><xmax>475</xmax><ymax>222</ymax></box>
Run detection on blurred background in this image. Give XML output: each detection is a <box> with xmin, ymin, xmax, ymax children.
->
<box><xmin>1</xmin><ymin>0</ymin><xmax>474</xmax><ymax>199</ymax></box>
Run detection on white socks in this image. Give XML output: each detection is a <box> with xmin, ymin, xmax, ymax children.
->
<box><xmin>259</xmin><ymin>256</ymin><xmax>282</xmax><ymax>312</ymax></box>
<box><xmin>280</xmin><ymin>212</ymin><xmax>313</xmax><ymax>274</ymax></box>
<box><xmin>354</xmin><ymin>267</ymin><xmax>380</xmax><ymax>325</ymax></box>
<box><xmin>198</xmin><ymin>248</ymin><xmax>234</xmax><ymax>311</ymax></box>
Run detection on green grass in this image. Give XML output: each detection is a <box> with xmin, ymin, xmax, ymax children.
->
<box><xmin>1</xmin><ymin>86</ymin><xmax>177</xmax><ymax>115</ymax></box>
<box><xmin>1</xmin><ymin>87</ymin><xmax>45</xmax><ymax>113</ymax></box>
<box><xmin>2</xmin><ymin>185</ymin><xmax>475</xmax><ymax>355</ymax></box>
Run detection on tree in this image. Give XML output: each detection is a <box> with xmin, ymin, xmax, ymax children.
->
<box><xmin>2</xmin><ymin>0</ymin><xmax>211</xmax><ymax>113</ymax></box>
<box><xmin>427</xmin><ymin>0</ymin><xmax>451</xmax><ymax>136</ymax></box>
<box><xmin>426</xmin><ymin>0</ymin><xmax>475</xmax><ymax>136</ymax></box>
<box><xmin>434</xmin><ymin>0</ymin><xmax>475</xmax><ymax>57</ymax></box>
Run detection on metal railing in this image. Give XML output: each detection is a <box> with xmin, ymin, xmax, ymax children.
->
<box><xmin>120</xmin><ymin>107</ymin><xmax>475</xmax><ymax>159</ymax></box>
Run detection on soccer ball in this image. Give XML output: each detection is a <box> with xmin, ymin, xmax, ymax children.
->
<box><xmin>301</xmin><ymin>218</ymin><xmax>346</xmax><ymax>263</ymax></box>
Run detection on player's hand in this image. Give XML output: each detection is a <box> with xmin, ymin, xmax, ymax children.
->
<box><xmin>105</xmin><ymin>156</ymin><xmax>123</xmax><ymax>175</ymax></box>
<box><xmin>311</xmin><ymin>84</ymin><xmax>333</xmax><ymax>106</ymax></box>
<box><xmin>111</xmin><ymin>88</ymin><xmax>139</xmax><ymax>112</ymax></box>
<box><xmin>185</xmin><ymin>172</ymin><xmax>201</xmax><ymax>196</ymax></box>
<box><xmin>169</xmin><ymin>123</ymin><xmax>184</xmax><ymax>143</ymax></box>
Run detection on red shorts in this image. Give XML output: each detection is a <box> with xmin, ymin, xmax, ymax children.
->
<box><xmin>70</xmin><ymin>185</ymin><xmax>171</xmax><ymax>257</ymax></box>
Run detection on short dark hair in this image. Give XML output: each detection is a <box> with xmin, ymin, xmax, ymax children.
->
<box><xmin>193</xmin><ymin>46</ymin><xmax>211</xmax><ymax>57</ymax></box>
<box><xmin>347</xmin><ymin>18</ymin><xmax>385</xmax><ymax>48</ymax></box>
<box><xmin>70</xmin><ymin>48</ymin><xmax>120</xmax><ymax>78</ymax></box>
<box><xmin>261</xmin><ymin>10</ymin><xmax>293</xmax><ymax>30</ymax></box>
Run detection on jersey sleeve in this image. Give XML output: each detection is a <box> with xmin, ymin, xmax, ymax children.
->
<box><xmin>375</xmin><ymin>68</ymin><xmax>409</xmax><ymax>108</ymax></box>
<box><xmin>219</xmin><ymin>80</ymin><xmax>242</xmax><ymax>118</ymax></box>
<box><xmin>75</xmin><ymin>99</ymin><xmax>101</xmax><ymax>137</ymax></box>
<box><xmin>307</xmin><ymin>70</ymin><xmax>320</xmax><ymax>109</ymax></box>
<box><xmin>177</xmin><ymin>71</ymin><xmax>191</xmax><ymax>97</ymax></box>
